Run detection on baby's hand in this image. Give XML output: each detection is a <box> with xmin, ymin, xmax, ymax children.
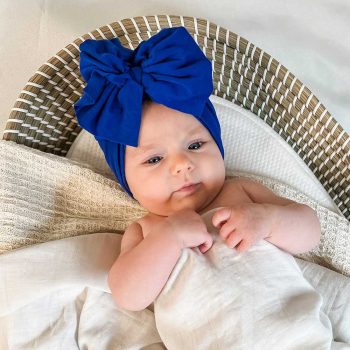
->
<box><xmin>212</xmin><ymin>203</ymin><xmax>273</xmax><ymax>252</ymax></box>
<box><xmin>165</xmin><ymin>209</ymin><xmax>213</xmax><ymax>253</ymax></box>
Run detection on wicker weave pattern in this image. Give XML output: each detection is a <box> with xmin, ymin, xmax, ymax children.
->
<box><xmin>2</xmin><ymin>15</ymin><xmax>349</xmax><ymax>219</ymax></box>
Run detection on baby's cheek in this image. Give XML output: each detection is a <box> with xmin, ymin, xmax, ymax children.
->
<box><xmin>207</xmin><ymin>153</ymin><xmax>225</xmax><ymax>177</ymax></box>
<box><xmin>207</xmin><ymin>168</ymin><xmax>225</xmax><ymax>191</ymax></box>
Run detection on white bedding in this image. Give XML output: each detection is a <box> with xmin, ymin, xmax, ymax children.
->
<box><xmin>0</xmin><ymin>139</ymin><xmax>350</xmax><ymax>348</ymax></box>
<box><xmin>0</xmin><ymin>233</ymin><xmax>163</xmax><ymax>349</ymax></box>
<box><xmin>154</xmin><ymin>210</ymin><xmax>338</xmax><ymax>349</ymax></box>
<box><xmin>1</xmin><ymin>232</ymin><xmax>350</xmax><ymax>349</ymax></box>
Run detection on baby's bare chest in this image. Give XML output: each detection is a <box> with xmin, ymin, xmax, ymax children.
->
<box><xmin>201</xmin><ymin>178</ymin><xmax>253</xmax><ymax>213</ymax></box>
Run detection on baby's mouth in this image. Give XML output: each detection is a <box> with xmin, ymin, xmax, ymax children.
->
<box><xmin>176</xmin><ymin>182</ymin><xmax>201</xmax><ymax>194</ymax></box>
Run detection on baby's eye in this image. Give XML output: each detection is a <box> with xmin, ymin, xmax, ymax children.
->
<box><xmin>188</xmin><ymin>141</ymin><xmax>203</xmax><ymax>150</ymax></box>
<box><xmin>146</xmin><ymin>156</ymin><xmax>162</xmax><ymax>165</ymax></box>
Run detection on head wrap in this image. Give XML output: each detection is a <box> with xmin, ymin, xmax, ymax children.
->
<box><xmin>74</xmin><ymin>26</ymin><xmax>224</xmax><ymax>197</ymax></box>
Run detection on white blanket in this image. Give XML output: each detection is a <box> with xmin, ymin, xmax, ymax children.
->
<box><xmin>154</xmin><ymin>209</ymin><xmax>345</xmax><ymax>349</ymax></box>
<box><xmin>0</xmin><ymin>233</ymin><xmax>163</xmax><ymax>349</ymax></box>
<box><xmin>1</xmin><ymin>140</ymin><xmax>350</xmax><ymax>348</ymax></box>
<box><xmin>1</xmin><ymin>232</ymin><xmax>350</xmax><ymax>349</ymax></box>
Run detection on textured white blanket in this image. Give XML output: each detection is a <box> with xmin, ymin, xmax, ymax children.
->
<box><xmin>1</xmin><ymin>140</ymin><xmax>350</xmax><ymax>348</ymax></box>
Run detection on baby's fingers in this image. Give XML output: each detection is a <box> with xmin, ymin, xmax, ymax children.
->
<box><xmin>199</xmin><ymin>236</ymin><xmax>213</xmax><ymax>253</ymax></box>
<box><xmin>212</xmin><ymin>207</ymin><xmax>232</xmax><ymax>228</ymax></box>
<box><xmin>219</xmin><ymin>223</ymin><xmax>237</xmax><ymax>240</ymax></box>
<box><xmin>226</xmin><ymin>231</ymin><xmax>243</xmax><ymax>249</ymax></box>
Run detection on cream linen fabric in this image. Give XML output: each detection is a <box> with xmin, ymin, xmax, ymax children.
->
<box><xmin>154</xmin><ymin>209</ymin><xmax>337</xmax><ymax>349</ymax></box>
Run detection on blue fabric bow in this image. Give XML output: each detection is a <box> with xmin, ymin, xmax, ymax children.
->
<box><xmin>74</xmin><ymin>26</ymin><xmax>224</xmax><ymax>197</ymax></box>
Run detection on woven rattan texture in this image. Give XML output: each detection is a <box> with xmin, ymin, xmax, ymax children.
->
<box><xmin>2</xmin><ymin>15</ymin><xmax>349</xmax><ymax>219</ymax></box>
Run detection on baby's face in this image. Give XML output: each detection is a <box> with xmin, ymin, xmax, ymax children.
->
<box><xmin>125</xmin><ymin>101</ymin><xmax>226</xmax><ymax>216</ymax></box>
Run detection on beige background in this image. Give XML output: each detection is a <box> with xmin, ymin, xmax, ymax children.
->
<box><xmin>1</xmin><ymin>0</ymin><xmax>349</xmax><ymax>135</ymax></box>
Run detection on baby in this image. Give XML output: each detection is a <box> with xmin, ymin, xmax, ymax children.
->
<box><xmin>73</xmin><ymin>26</ymin><xmax>321</xmax><ymax>315</ymax></box>
<box><xmin>107</xmin><ymin>99</ymin><xmax>321</xmax><ymax>311</ymax></box>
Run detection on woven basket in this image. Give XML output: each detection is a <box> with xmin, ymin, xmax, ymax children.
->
<box><xmin>2</xmin><ymin>14</ymin><xmax>349</xmax><ymax>220</ymax></box>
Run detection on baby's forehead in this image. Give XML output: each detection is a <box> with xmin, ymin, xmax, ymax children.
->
<box><xmin>135</xmin><ymin>101</ymin><xmax>213</xmax><ymax>148</ymax></box>
<box><xmin>125</xmin><ymin>119</ymin><xmax>208</xmax><ymax>158</ymax></box>
<box><xmin>139</xmin><ymin>124</ymin><xmax>206</xmax><ymax>148</ymax></box>
<box><xmin>141</xmin><ymin>102</ymin><xmax>206</xmax><ymax>130</ymax></box>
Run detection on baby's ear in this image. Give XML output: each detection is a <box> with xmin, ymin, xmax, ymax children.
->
<box><xmin>211</xmin><ymin>207</ymin><xmax>231</xmax><ymax>227</ymax></box>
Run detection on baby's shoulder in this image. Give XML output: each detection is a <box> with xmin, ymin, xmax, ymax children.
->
<box><xmin>119</xmin><ymin>213</ymin><xmax>162</xmax><ymax>253</ymax></box>
<box><xmin>120</xmin><ymin>219</ymin><xmax>144</xmax><ymax>253</ymax></box>
<box><xmin>135</xmin><ymin>212</ymin><xmax>165</xmax><ymax>239</ymax></box>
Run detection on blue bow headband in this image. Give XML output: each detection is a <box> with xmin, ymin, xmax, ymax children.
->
<box><xmin>74</xmin><ymin>26</ymin><xmax>224</xmax><ymax>197</ymax></box>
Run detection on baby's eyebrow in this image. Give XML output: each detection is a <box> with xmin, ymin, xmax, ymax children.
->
<box><xmin>136</xmin><ymin>125</ymin><xmax>204</xmax><ymax>152</ymax></box>
<box><xmin>136</xmin><ymin>143</ymin><xmax>158</xmax><ymax>152</ymax></box>
<box><xmin>131</xmin><ymin>145</ymin><xmax>158</xmax><ymax>162</ymax></box>
<box><xmin>135</xmin><ymin>125</ymin><xmax>202</xmax><ymax>156</ymax></box>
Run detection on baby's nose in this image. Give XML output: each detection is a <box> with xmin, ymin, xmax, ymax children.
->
<box><xmin>171</xmin><ymin>155</ymin><xmax>194</xmax><ymax>175</ymax></box>
<box><xmin>175</xmin><ymin>164</ymin><xmax>193</xmax><ymax>174</ymax></box>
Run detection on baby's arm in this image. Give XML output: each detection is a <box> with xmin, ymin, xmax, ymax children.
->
<box><xmin>239</xmin><ymin>178</ymin><xmax>321</xmax><ymax>254</ymax></box>
<box><xmin>213</xmin><ymin>178</ymin><xmax>321</xmax><ymax>255</ymax></box>
<box><xmin>108</xmin><ymin>209</ymin><xmax>212</xmax><ymax>311</ymax></box>
<box><xmin>108</xmin><ymin>220</ymin><xmax>182</xmax><ymax>311</ymax></box>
